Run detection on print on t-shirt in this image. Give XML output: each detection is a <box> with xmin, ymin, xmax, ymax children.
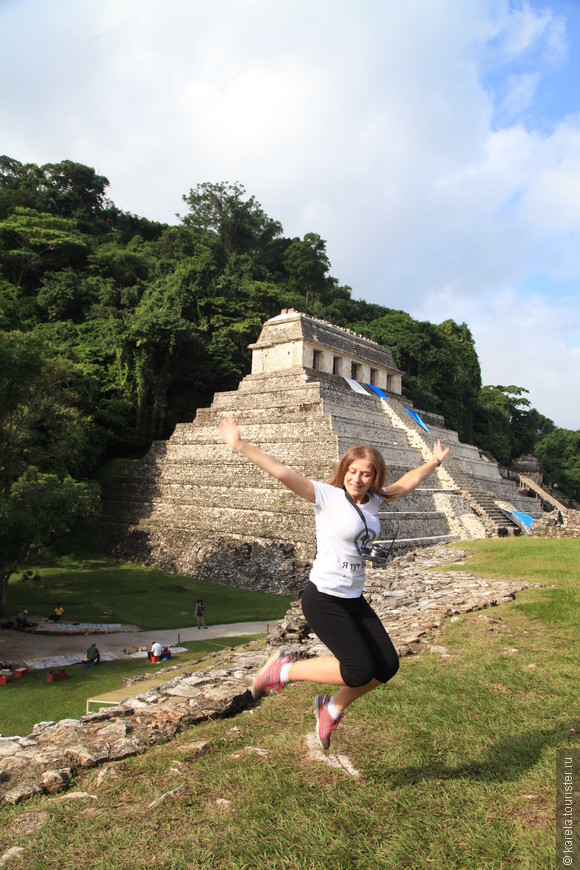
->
<box><xmin>353</xmin><ymin>525</ymin><xmax>376</xmax><ymax>557</ymax></box>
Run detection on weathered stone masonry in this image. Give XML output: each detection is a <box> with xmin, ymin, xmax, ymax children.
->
<box><xmin>101</xmin><ymin>309</ymin><xmax>544</xmax><ymax>594</ymax></box>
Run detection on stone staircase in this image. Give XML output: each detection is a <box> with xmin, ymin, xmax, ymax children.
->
<box><xmin>310</xmin><ymin>373</ymin><xmax>470</xmax><ymax>554</ymax></box>
<box><xmin>380</xmin><ymin>396</ymin><xmax>544</xmax><ymax>536</ymax></box>
<box><xmin>103</xmin><ymin>370</ymin><xmax>336</xmax><ymax>595</ymax></box>
<box><xmin>518</xmin><ymin>475</ymin><xmax>568</xmax><ymax>513</ymax></box>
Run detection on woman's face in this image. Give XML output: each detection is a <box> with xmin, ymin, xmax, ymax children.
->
<box><xmin>344</xmin><ymin>458</ymin><xmax>375</xmax><ymax>504</ymax></box>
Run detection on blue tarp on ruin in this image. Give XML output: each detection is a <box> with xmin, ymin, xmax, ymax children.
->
<box><xmin>404</xmin><ymin>407</ymin><xmax>430</xmax><ymax>433</ymax></box>
<box><xmin>366</xmin><ymin>384</ymin><xmax>389</xmax><ymax>399</ymax></box>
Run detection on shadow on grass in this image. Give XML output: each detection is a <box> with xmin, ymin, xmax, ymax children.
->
<box><xmin>387</xmin><ymin>723</ymin><xmax>578</xmax><ymax>787</ymax></box>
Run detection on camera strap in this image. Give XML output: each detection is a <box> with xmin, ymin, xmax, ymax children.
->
<box><xmin>343</xmin><ymin>488</ymin><xmax>371</xmax><ymax>545</ymax></box>
<box><xmin>343</xmin><ymin>488</ymin><xmax>400</xmax><ymax>561</ymax></box>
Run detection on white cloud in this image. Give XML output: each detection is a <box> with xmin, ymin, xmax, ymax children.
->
<box><xmin>502</xmin><ymin>1</ymin><xmax>556</xmax><ymax>55</ymax></box>
<box><xmin>496</xmin><ymin>72</ymin><xmax>541</xmax><ymax>119</ymax></box>
<box><xmin>0</xmin><ymin>0</ymin><xmax>579</xmax><ymax>428</ymax></box>
<box><xmin>520</xmin><ymin>118</ymin><xmax>580</xmax><ymax>239</ymax></box>
<box><xmin>417</xmin><ymin>285</ymin><xmax>580</xmax><ymax>429</ymax></box>
<box><xmin>482</xmin><ymin>0</ymin><xmax>566</xmax><ymax>67</ymax></box>
<box><xmin>183</xmin><ymin>63</ymin><xmax>319</xmax><ymax>162</ymax></box>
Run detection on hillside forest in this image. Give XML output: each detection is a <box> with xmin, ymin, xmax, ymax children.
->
<box><xmin>1</xmin><ymin>156</ymin><xmax>578</xmax><ymax>613</ymax></box>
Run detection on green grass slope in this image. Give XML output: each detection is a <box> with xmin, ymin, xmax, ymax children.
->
<box><xmin>1</xmin><ymin>538</ymin><xmax>578</xmax><ymax>868</ymax></box>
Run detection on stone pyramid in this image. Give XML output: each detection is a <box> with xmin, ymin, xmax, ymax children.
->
<box><xmin>102</xmin><ymin>310</ymin><xmax>544</xmax><ymax>596</ymax></box>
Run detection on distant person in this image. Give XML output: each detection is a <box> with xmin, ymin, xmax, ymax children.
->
<box><xmin>160</xmin><ymin>646</ymin><xmax>172</xmax><ymax>660</ymax></box>
<box><xmin>148</xmin><ymin>641</ymin><xmax>162</xmax><ymax>661</ymax></box>
<box><xmin>195</xmin><ymin>599</ymin><xmax>207</xmax><ymax>629</ymax></box>
<box><xmin>48</xmin><ymin>603</ymin><xmax>64</xmax><ymax>623</ymax></box>
<box><xmin>219</xmin><ymin>415</ymin><xmax>450</xmax><ymax>750</ymax></box>
<box><xmin>15</xmin><ymin>609</ymin><xmax>31</xmax><ymax>628</ymax></box>
<box><xmin>85</xmin><ymin>643</ymin><xmax>100</xmax><ymax>665</ymax></box>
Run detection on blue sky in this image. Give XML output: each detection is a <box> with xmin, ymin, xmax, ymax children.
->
<box><xmin>1</xmin><ymin>0</ymin><xmax>579</xmax><ymax>430</ymax></box>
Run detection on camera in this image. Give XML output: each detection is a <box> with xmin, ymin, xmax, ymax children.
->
<box><xmin>361</xmin><ymin>543</ymin><xmax>391</xmax><ymax>565</ymax></box>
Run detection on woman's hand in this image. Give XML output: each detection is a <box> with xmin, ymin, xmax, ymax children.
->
<box><xmin>384</xmin><ymin>439</ymin><xmax>451</xmax><ymax>502</ymax></box>
<box><xmin>219</xmin><ymin>416</ymin><xmax>241</xmax><ymax>450</ymax></box>
<box><xmin>217</xmin><ymin>415</ymin><xmax>316</xmax><ymax>503</ymax></box>
<box><xmin>433</xmin><ymin>438</ymin><xmax>450</xmax><ymax>465</ymax></box>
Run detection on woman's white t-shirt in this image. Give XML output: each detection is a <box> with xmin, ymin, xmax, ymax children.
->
<box><xmin>309</xmin><ymin>480</ymin><xmax>381</xmax><ymax>598</ymax></box>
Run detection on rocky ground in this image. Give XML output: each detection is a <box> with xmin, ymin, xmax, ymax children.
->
<box><xmin>0</xmin><ymin>545</ymin><xmax>535</xmax><ymax>807</ymax></box>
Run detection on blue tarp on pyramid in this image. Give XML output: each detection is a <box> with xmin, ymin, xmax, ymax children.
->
<box><xmin>404</xmin><ymin>407</ymin><xmax>430</xmax><ymax>433</ymax></box>
<box><xmin>366</xmin><ymin>384</ymin><xmax>389</xmax><ymax>399</ymax></box>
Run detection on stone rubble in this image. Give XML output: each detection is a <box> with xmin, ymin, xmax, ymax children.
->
<box><xmin>148</xmin><ymin>784</ymin><xmax>186</xmax><ymax>809</ymax></box>
<box><xmin>0</xmin><ymin>545</ymin><xmax>534</xmax><ymax>807</ymax></box>
<box><xmin>303</xmin><ymin>732</ymin><xmax>361</xmax><ymax>778</ymax></box>
<box><xmin>530</xmin><ymin>508</ymin><xmax>580</xmax><ymax>538</ymax></box>
<box><xmin>0</xmin><ymin>846</ymin><xmax>25</xmax><ymax>866</ymax></box>
<box><xmin>267</xmin><ymin>545</ymin><xmax>532</xmax><ymax>658</ymax></box>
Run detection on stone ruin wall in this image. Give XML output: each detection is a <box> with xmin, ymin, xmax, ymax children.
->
<box><xmin>101</xmin><ymin>310</ymin><xmax>546</xmax><ymax>595</ymax></box>
<box><xmin>529</xmin><ymin>508</ymin><xmax>580</xmax><ymax>538</ymax></box>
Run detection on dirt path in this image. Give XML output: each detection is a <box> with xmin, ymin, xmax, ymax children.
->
<box><xmin>0</xmin><ymin>620</ymin><xmax>272</xmax><ymax>667</ymax></box>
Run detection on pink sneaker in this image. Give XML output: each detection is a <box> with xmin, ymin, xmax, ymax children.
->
<box><xmin>313</xmin><ymin>694</ymin><xmax>343</xmax><ymax>750</ymax></box>
<box><xmin>250</xmin><ymin>649</ymin><xmax>292</xmax><ymax>700</ymax></box>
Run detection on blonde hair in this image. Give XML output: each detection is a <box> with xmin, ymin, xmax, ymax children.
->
<box><xmin>329</xmin><ymin>445</ymin><xmax>392</xmax><ymax>500</ymax></box>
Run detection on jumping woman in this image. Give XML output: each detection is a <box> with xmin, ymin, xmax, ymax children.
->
<box><xmin>218</xmin><ymin>416</ymin><xmax>450</xmax><ymax>750</ymax></box>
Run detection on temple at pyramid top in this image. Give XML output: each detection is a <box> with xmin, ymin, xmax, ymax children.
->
<box><xmin>249</xmin><ymin>308</ymin><xmax>404</xmax><ymax>395</ymax></box>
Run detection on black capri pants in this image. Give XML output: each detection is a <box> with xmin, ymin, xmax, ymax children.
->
<box><xmin>301</xmin><ymin>581</ymin><xmax>400</xmax><ymax>688</ymax></box>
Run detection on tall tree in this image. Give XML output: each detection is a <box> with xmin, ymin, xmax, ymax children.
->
<box><xmin>0</xmin><ymin>207</ymin><xmax>88</xmax><ymax>288</ymax></box>
<box><xmin>283</xmin><ymin>232</ymin><xmax>333</xmax><ymax>311</ymax></box>
<box><xmin>182</xmin><ymin>182</ymin><xmax>282</xmax><ymax>256</ymax></box>
<box><xmin>535</xmin><ymin>429</ymin><xmax>580</xmax><ymax>503</ymax></box>
<box><xmin>0</xmin><ymin>331</ymin><xmax>99</xmax><ymax>614</ymax></box>
<box><xmin>0</xmin><ymin>331</ymin><xmax>96</xmax><ymax>485</ymax></box>
<box><xmin>436</xmin><ymin>320</ymin><xmax>481</xmax><ymax>442</ymax></box>
<box><xmin>473</xmin><ymin>385</ymin><xmax>534</xmax><ymax>465</ymax></box>
<box><xmin>0</xmin><ymin>156</ymin><xmax>111</xmax><ymax>231</ymax></box>
<box><xmin>36</xmin><ymin>160</ymin><xmax>110</xmax><ymax>222</ymax></box>
<box><xmin>0</xmin><ymin>470</ymin><xmax>99</xmax><ymax>616</ymax></box>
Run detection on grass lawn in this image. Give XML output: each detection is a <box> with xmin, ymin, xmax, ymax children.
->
<box><xmin>444</xmin><ymin>536</ymin><xmax>580</xmax><ymax>631</ymax></box>
<box><xmin>7</xmin><ymin>548</ymin><xmax>293</xmax><ymax>630</ymax></box>
<box><xmin>1</xmin><ymin>538</ymin><xmax>579</xmax><ymax>868</ymax></box>
<box><xmin>2</xmin><ymin>542</ymin><xmax>290</xmax><ymax>736</ymax></box>
<box><xmin>0</xmin><ymin>635</ymin><xmax>262</xmax><ymax>738</ymax></box>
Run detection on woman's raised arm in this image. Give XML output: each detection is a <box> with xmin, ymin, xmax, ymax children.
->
<box><xmin>218</xmin><ymin>416</ymin><xmax>316</xmax><ymax>503</ymax></box>
<box><xmin>382</xmin><ymin>439</ymin><xmax>450</xmax><ymax>503</ymax></box>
